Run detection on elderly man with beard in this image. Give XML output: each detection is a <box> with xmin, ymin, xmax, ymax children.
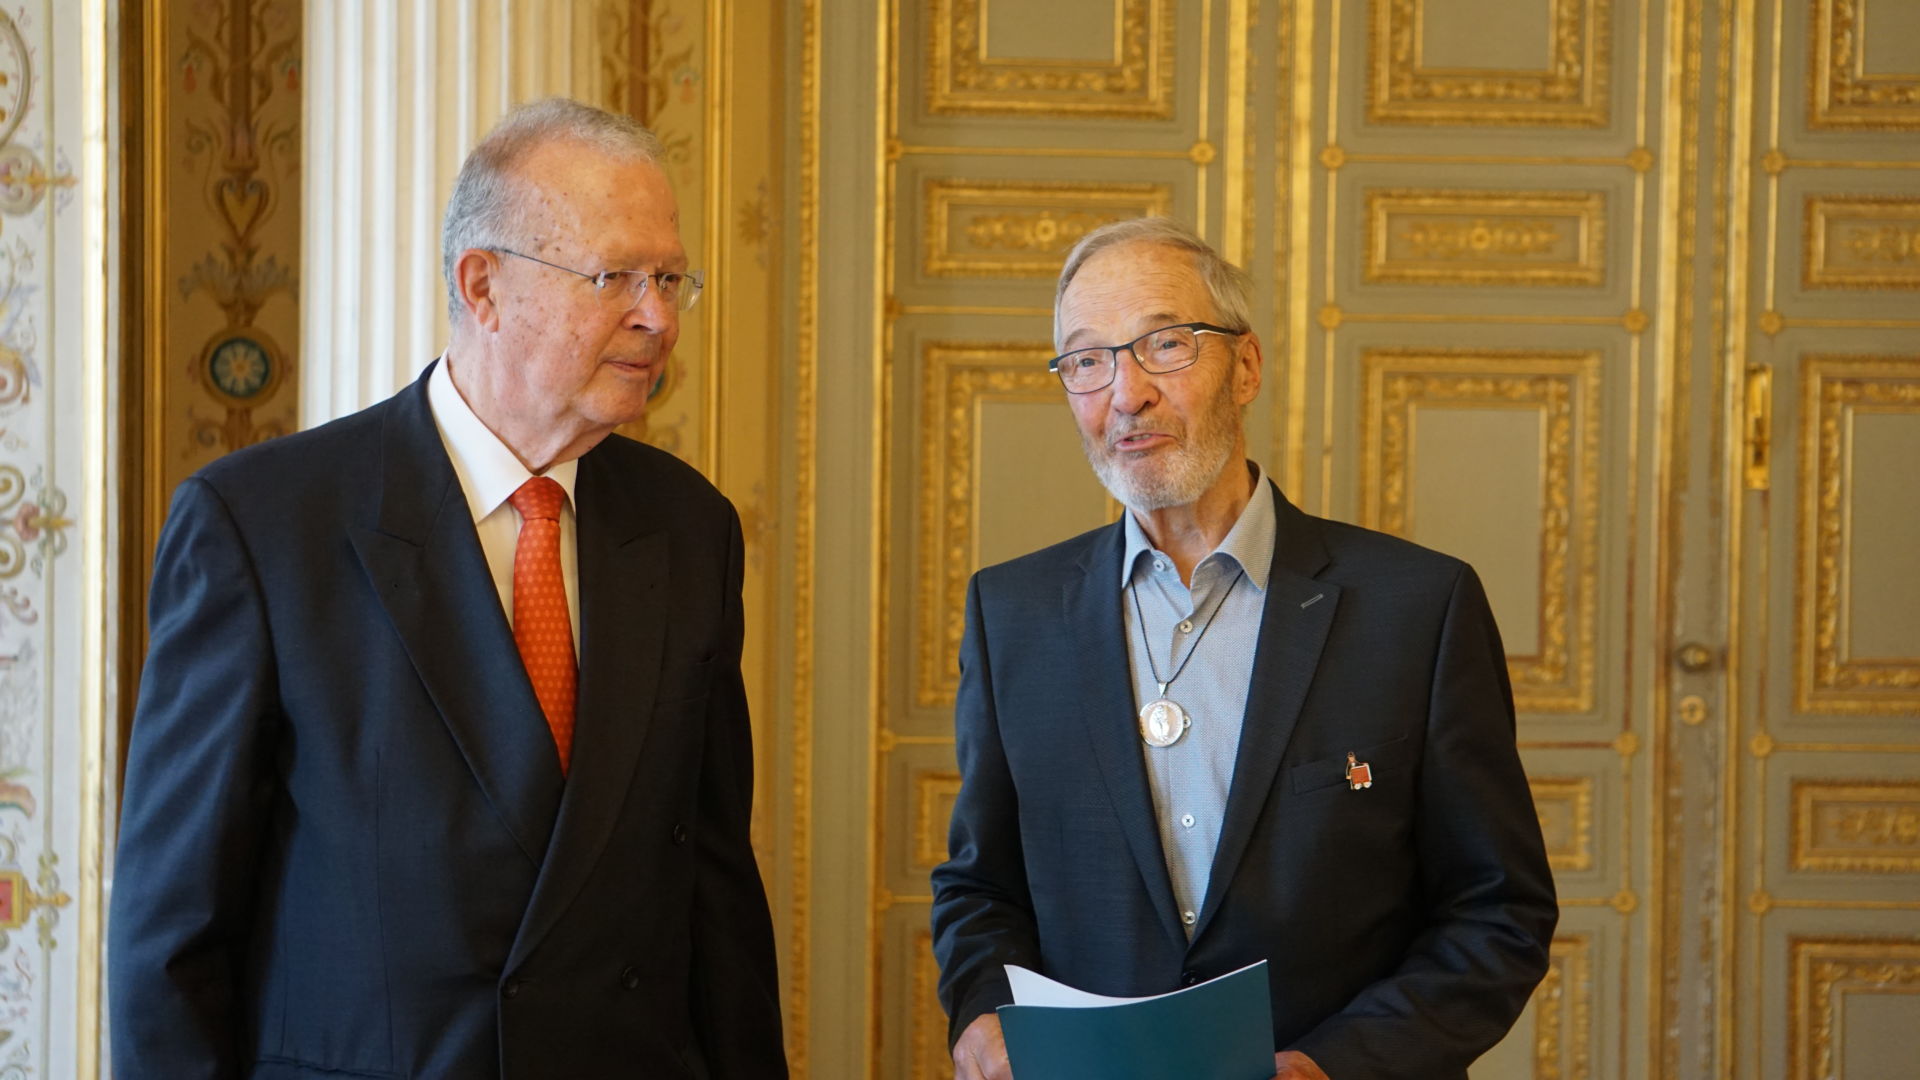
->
<box><xmin>931</xmin><ymin>217</ymin><xmax>1557</xmax><ymax>1080</ymax></box>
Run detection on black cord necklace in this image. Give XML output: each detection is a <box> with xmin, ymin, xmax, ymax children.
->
<box><xmin>1129</xmin><ymin>566</ymin><xmax>1245</xmax><ymax>748</ymax></box>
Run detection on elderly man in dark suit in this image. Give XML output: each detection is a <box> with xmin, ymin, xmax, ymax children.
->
<box><xmin>932</xmin><ymin>217</ymin><xmax>1556</xmax><ymax>1080</ymax></box>
<box><xmin>109</xmin><ymin>98</ymin><xmax>784</xmax><ymax>1079</ymax></box>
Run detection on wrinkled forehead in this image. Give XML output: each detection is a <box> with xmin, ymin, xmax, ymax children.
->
<box><xmin>517</xmin><ymin>143</ymin><xmax>685</xmax><ymax>265</ymax></box>
<box><xmin>1055</xmin><ymin>242</ymin><xmax>1214</xmax><ymax>348</ymax></box>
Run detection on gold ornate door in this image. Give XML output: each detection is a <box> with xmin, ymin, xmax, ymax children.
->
<box><xmin>797</xmin><ymin>1</ymin><xmax>1920</xmax><ymax>1077</ymax></box>
<box><xmin>1727</xmin><ymin>2</ymin><xmax>1920</xmax><ymax>1077</ymax></box>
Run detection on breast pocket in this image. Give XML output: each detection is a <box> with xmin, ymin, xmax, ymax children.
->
<box><xmin>1287</xmin><ymin>735</ymin><xmax>1412</xmax><ymax>796</ymax></box>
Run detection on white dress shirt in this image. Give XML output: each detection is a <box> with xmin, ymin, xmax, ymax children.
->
<box><xmin>426</xmin><ymin>356</ymin><xmax>581</xmax><ymax>652</ymax></box>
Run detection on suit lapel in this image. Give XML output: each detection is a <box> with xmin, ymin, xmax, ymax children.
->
<box><xmin>1190</xmin><ymin>485</ymin><xmax>1338</xmax><ymax>944</ymax></box>
<box><xmin>506</xmin><ymin>446</ymin><xmax>668</xmax><ymax>972</ymax></box>
<box><xmin>1066</xmin><ymin>523</ymin><xmax>1187</xmax><ymax>950</ymax></box>
<box><xmin>349</xmin><ymin>365</ymin><xmax>564</xmax><ymax>869</ymax></box>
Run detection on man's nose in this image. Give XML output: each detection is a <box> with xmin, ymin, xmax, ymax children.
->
<box><xmin>1108</xmin><ymin>346</ymin><xmax>1157</xmax><ymax>414</ymax></box>
<box><xmin>623</xmin><ymin>280</ymin><xmax>677</xmax><ymax>332</ymax></box>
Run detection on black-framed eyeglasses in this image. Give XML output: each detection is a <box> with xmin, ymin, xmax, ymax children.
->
<box><xmin>1047</xmin><ymin>321</ymin><xmax>1243</xmax><ymax>394</ymax></box>
<box><xmin>497</xmin><ymin>249</ymin><xmax>706</xmax><ymax>311</ymax></box>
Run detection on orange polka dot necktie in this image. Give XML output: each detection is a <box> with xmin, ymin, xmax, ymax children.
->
<box><xmin>509</xmin><ymin>476</ymin><xmax>575</xmax><ymax>774</ymax></box>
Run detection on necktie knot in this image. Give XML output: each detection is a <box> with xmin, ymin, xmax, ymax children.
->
<box><xmin>510</xmin><ymin>475</ymin><xmax>566</xmax><ymax>522</ymax></box>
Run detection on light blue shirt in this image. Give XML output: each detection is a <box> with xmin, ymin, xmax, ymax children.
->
<box><xmin>1121</xmin><ymin>464</ymin><xmax>1278</xmax><ymax>937</ymax></box>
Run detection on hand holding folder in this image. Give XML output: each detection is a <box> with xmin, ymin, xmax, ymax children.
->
<box><xmin>994</xmin><ymin>961</ymin><xmax>1275</xmax><ymax>1080</ymax></box>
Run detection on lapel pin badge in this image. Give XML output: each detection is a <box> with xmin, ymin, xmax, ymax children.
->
<box><xmin>1345</xmin><ymin>751</ymin><xmax>1373</xmax><ymax>790</ymax></box>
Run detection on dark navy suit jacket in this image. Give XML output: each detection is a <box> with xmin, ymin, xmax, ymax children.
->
<box><xmin>109</xmin><ymin>363</ymin><xmax>784</xmax><ymax>1079</ymax></box>
<box><xmin>931</xmin><ymin>483</ymin><xmax>1556</xmax><ymax>1079</ymax></box>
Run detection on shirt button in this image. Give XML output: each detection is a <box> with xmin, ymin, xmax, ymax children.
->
<box><xmin>1181</xmin><ymin>814</ymin><xmax>1195</xmax><ymax>828</ymax></box>
<box><xmin>1182</xmin><ymin>910</ymin><xmax>1196</xmax><ymax>926</ymax></box>
<box><xmin>501</xmin><ymin>978</ymin><xmax>522</xmax><ymax>999</ymax></box>
<box><xmin>1178</xmin><ymin>619</ymin><xmax>1193</xmax><ymax>633</ymax></box>
<box><xmin>1153</xmin><ymin>559</ymin><xmax>1167</xmax><ymax>572</ymax></box>
<box><xmin>620</xmin><ymin>966</ymin><xmax>641</xmax><ymax>990</ymax></box>
<box><xmin>672</xmin><ymin>823</ymin><xmax>690</xmax><ymax>845</ymax></box>
<box><xmin>1181</xmin><ymin>969</ymin><xmax>1200</xmax><ymax>987</ymax></box>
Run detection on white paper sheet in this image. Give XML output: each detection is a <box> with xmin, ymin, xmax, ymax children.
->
<box><xmin>1005</xmin><ymin>959</ymin><xmax>1269</xmax><ymax>1009</ymax></box>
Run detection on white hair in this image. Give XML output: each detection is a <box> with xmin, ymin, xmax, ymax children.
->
<box><xmin>441</xmin><ymin>97</ymin><xmax>667</xmax><ymax>321</ymax></box>
<box><xmin>1052</xmin><ymin>216</ymin><xmax>1254</xmax><ymax>349</ymax></box>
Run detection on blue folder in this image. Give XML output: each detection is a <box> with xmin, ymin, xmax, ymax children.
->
<box><xmin>997</xmin><ymin>961</ymin><xmax>1274</xmax><ymax>1080</ymax></box>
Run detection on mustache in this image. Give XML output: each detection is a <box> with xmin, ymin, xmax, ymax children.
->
<box><xmin>1104</xmin><ymin>416</ymin><xmax>1182</xmax><ymax>446</ymax></box>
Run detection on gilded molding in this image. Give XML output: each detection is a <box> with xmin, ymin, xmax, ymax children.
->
<box><xmin>1809</xmin><ymin>0</ymin><xmax>1920</xmax><ymax>130</ymax></box>
<box><xmin>1790</xmin><ymin>937</ymin><xmax>1920</xmax><ymax>1079</ymax></box>
<box><xmin>909</xmin><ymin>928</ymin><xmax>951</xmax><ymax>1080</ymax></box>
<box><xmin>1363</xmin><ymin>188</ymin><xmax>1609</xmax><ymax>287</ymax></box>
<box><xmin>1532</xmin><ymin>775</ymin><xmax>1596</xmax><ymax>872</ymax></box>
<box><xmin>926</xmin><ymin>0</ymin><xmax>1176</xmax><ymax>117</ymax></box>
<box><xmin>913</xmin><ymin>342</ymin><xmax>1057</xmax><ymax>708</ymax></box>
<box><xmin>1791</xmin><ymin>779</ymin><xmax>1920</xmax><ymax>873</ymax></box>
<box><xmin>922</xmin><ymin>178</ymin><xmax>1172</xmax><ymax>279</ymax></box>
<box><xmin>1796</xmin><ymin>356</ymin><xmax>1920</xmax><ymax>714</ymax></box>
<box><xmin>1802</xmin><ymin>194</ymin><xmax>1920</xmax><ymax>290</ymax></box>
<box><xmin>1366</xmin><ymin>0</ymin><xmax>1613</xmax><ymax>127</ymax></box>
<box><xmin>1359</xmin><ymin>349</ymin><xmax>1604</xmax><ymax>713</ymax></box>
<box><xmin>788</xmin><ymin>0</ymin><xmax>820</xmax><ymax>1074</ymax></box>
<box><xmin>913</xmin><ymin>771</ymin><xmax>963</xmax><ymax>868</ymax></box>
<box><xmin>1535</xmin><ymin>934</ymin><xmax>1594</xmax><ymax>1079</ymax></box>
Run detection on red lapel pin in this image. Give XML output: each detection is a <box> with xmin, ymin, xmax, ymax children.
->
<box><xmin>1345</xmin><ymin>751</ymin><xmax>1373</xmax><ymax>790</ymax></box>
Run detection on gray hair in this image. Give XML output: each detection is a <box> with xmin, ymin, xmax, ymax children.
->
<box><xmin>441</xmin><ymin>97</ymin><xmax>667</xmax><ymax>322</ymax></box>
<box><xmin>1052</xmin><ymin>217</ymin><xmax>1254</xmax><ymax>348</ymax></box>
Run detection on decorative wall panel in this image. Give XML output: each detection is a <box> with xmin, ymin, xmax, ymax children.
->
<box><xmin>1794</xmin><ymin>355</ymin><xmax>1920</xmax><ymax>715</ymax></box>
<box><xmin>11</xmin><ymin>2</ymin><xmax>100</xmax><ymax>1075</ymax></box>
<box><xmin>1789</xmin><ymin>937</ymin><xmax>1920</xmax><ymax>1079</ymax></box>
<box><xmin>1533</xmin><ymin>776</ymin><xmax>1597</xmax><ymax>872</ymax></box>
<box><xmin>1535</xmin><ymin>935</ymin><xmax>1595</xmax><ymax>1080</ymax></box>
<box><xmin>153</xmin><ymin>0</ymin><xmax>302</xmax><ymax>548</ymax></box>
<box><xmin>912</xmin><ymin>342</ymin><xmax>1070</xmax><ymax>709</ymax></box>
<box><xmin>1791</xmin><ymin>780</ymin><xmax>1920</xmax><ymax>874</ymax></box>
<box><xmin>913</xmin><ymin>770</ymin><xmax>962</xmax><ymax>868</ymax></box>
<box><xmin>1808</xmin><ymin>0</ymin><xmax>1920</xmax><ymax>131</ymax></box>
<box><xmin>1365</xmin><ymin>0</ymin><xmax>1613</xmax><ymax>127</ymax></box>
<box><xmin>1359</xmin><ymin>187</ymin><xmax>1612</xmax><ymax>286</ymax></box>
<box><xmin>925</xmin><ymin>0</ymin><xmax>1176</xmax><ymax>117</ymax></box>
<box><xmin>1362</xmin><ymin>188</ymin><xmax>1608</xmax><ymax>287</ymax></box>
<box><xmin>910</xmin><ymin>928</ymin><xmax>951</xmax><ymax>1080</ymax></box>
<box><xmin>1801</xmin><ymin>194</ymin><xmax>1920</xmax><ymax>290</ymax></box>
<box><xmin>1359</xmin><ymin>348</ymin><xmax>1603</xmax><ymax>713</ymax></box>
<box><xmin>923</xmin><ymin>178</ymin><xmax>1173</xmax><ymax>278</ymax></box>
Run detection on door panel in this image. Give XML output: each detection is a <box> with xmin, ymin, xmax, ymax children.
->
<box><xmin>832</xmin><ymin>2</ymin><xmax>1920</xmax><ymax>1077</ymax></box>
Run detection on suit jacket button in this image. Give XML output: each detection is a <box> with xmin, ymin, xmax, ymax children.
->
<box><xmin>621</xmin><ymin>966</ymin><xmax>642</xmax><ymax>990</ymax></box>
<box><xmin>672</xmin><ymin>823</ymin><xmax>690</xmax><ymax>845</ymax></box>
<box><xmin>1180</xmin><ymin>970</ymin><xmax>1200</xmax><ymax>987</ymax></box>
<box><xmin>502</xmin><ymin>978</ymin><xmax>522</xmax><ymax>999</ymax></box>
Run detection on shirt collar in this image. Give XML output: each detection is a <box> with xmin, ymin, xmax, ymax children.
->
<box><xmin>1121</xmin><ymin>461</ymin><xmax>1277</xmax><ymax>591</ymax></box>
<box><xmin>427</xmin><ymin>355</ymin><xmax>579</xmax><ymax>523</ymax></box>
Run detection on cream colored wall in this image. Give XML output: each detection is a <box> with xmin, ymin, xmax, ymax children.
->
<box><xmin>3</xmin><ymin>2</ymin><xmax>115</xmax><ymax>1077</ymax></box>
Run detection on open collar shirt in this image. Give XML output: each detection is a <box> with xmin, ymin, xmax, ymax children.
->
<box><xmin>1120</xmin><ymin>463</ymin><xmax>1278</xmax><ymax>936</ymax></box>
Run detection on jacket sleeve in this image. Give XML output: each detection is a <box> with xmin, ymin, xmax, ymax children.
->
<box><xmin>930</xmin><ymin>573</ymin><xmax>1043</xmax><ymax>1048</ymax></box>
<box><xmin>687</xmin><ymin>506</ymin><xmax>789</xmax><ymax>1077</ymax></box>
<box><xmin>109</xmin><ymin>477</ymin><xmax>282</xmax><ymax>1079</ymax></box>
<box><xmin>1291</xmin><ymin>564</ymin><xmax>1559</xmax><ymax>1079</ymax></box>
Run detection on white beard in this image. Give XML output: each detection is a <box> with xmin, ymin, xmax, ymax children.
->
<box><xmin>1082</xmin><ymin>372</ymin><xmax>1240</xmax><ymax>512</ymax></box>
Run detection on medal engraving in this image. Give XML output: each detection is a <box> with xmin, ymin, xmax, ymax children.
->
<box><xmin>1138</xmin><ymin>698</ymin><xmax>1192</xmax><ymax>748</ymax></box>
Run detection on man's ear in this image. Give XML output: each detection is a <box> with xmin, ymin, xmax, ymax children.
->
<box><xmin>1233</xmin><ymin>332</ymin><xmax>1264</xmax><ymax>406</ymax></box>
<box><xmin>454</xmin><ymin>249</ymin><xmax>504</xmax><ymax>332</ymax></box>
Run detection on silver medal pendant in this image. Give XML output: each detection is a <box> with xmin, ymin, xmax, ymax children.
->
<box><xmin>1138</xmin><ymin>695</ymin><xmax>1192</xmax><ymax>748</ymax></box>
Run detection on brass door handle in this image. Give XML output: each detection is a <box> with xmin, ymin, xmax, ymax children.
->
<box><xmin>1675</xmin><ymin>642</ymin><xmax>1716</xmax><ymax>673</ymax></box>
